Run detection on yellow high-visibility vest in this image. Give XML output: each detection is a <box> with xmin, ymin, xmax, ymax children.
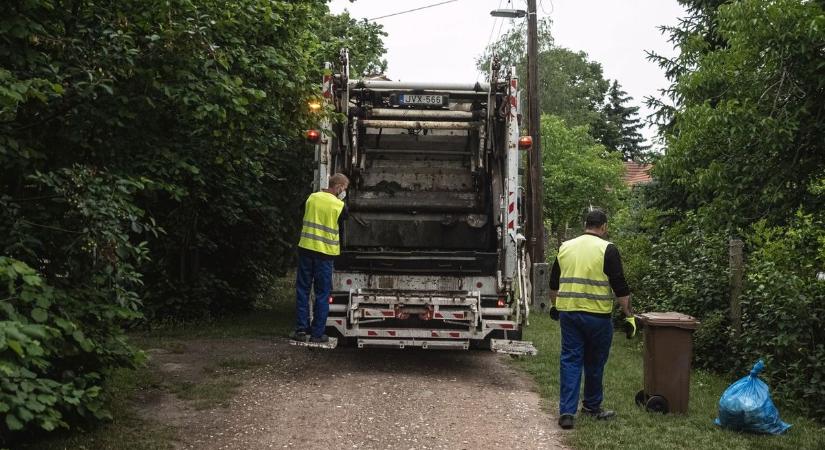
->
<box><xmin>556</xmin><ymin>234</ymin><xmax>614</xmax><ymax>314</ymax></box>
<box><xmin>297</xmin><ymin>192</ymin><xmax>345</xmax><ymax>256</ymax></box>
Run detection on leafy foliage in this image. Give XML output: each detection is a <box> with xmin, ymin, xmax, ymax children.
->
<box><xmin>1</xmin><ymin>0</ymin><xmax>387</xmax><ymax>438</ymax></box>
<box><xmin>0</xmin><ymin>255</ymin><xmax>145</xmax><ymax>437</ymax></box>
<box><xmin>479</xmin><ymin>18</ymin><xmax>649</xmax><ymax>151</ymax></box>
<box><xmin>649</xmin><ymin>0</ymin><xmax>825</xmax><ymax>227</ymax></box>
<box><xmin>479</xmin><ymin>19</ymin><xmax>609</xmax><ymax>129</ymax></box>
<box><xmin>737</xmin><ymin>211</ymin><xmax>825</xmax><ymax>420</ymax></box>
<box><xmin>616</xmin><ymin>183</ymin><xmax>825</xmax><ymax>423</ymax></box>
<box><xmin>619</xmin><ymin>0</ymin><xmax>825</xmax><ymax>422</ymax></box>
<box><xmin>540</xmin><ymin>115</ymin><xmax>626</xmax><ymax>248</ymax></box>
<box><xmin>593</xmin><ymin>81</ymin><xmax>651</xmax><ymax>162</ymax></box>
<box><xmin>318</xmin><ymin>11</ymin><xmax>388</xmax><ymax>76</ymax></box>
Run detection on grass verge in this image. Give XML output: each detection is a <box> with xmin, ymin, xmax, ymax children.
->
<box><xmin>168</xmin><ymin>378</ymin><xmax>243</xmax><ymax>411</ymax></box>
<box><xmin>22</xmin><ymin>295</ymin><xmax>294</xmax><ymax>449</ymax></box>
<box><xmin>21</xmin><ymin>365</ymin><xmax>176</xmax><ymax>450</ymax></box>
<box><xmin>520</xmin><ymin>312</ymin><xmax>825</xmax><ymax>450</ymax></box>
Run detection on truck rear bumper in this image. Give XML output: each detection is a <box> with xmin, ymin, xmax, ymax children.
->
<box><xmin>357</xmin><ymin>338</ymin><xmax>469</xmax><ymax>350</ymax></box>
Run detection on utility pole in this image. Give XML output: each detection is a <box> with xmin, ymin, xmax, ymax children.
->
<box><xmin>526</xmin><ymin>0</ymin><xmax>545</xmax><ymax>264</ymax></box>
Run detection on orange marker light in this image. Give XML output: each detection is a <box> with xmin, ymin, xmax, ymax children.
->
<box><xmin>518</xmin><ymin>135</ymin><xmax>533</xmax><ymax>150</ymax></box>
<box><xmin>306</xmin><ymin>129</ymin><xmax>321</xmax><ymax>143</ymax></box>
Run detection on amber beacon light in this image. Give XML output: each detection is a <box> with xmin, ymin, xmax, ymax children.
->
<box><xmin>305</xmin><ymin>129</ymin><xmax>321</xmax><ymax>143</ymax></box>
<box><xmin>518</xmin><ymin>135</ymin><xmax>533</xmax><ymax>150</ymax></box>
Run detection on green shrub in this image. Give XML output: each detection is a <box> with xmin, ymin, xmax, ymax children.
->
<box><xmin>627</xmin><ymin>209</ymin><xmax>825</xmax><ymax>421</ymax></box>
<box><xmin>636</xmin><ymin>214</ymin><xmax>730</xmax><ymax>321</ymax></box>
<box><xmin>737</xmin><ymin>212</ymin><xmax>825</xmax><ymax>420</ymax></box>
<box><xmin>691</xmin><ymin>309</ymin><xmax>733</xmax><ymax>372</ymax></box>
<box><xmin>0</xmin><ymin>258</ymin><xmax>144</xmax><ymax>437</ymax></box>
<box><xmin>1</xmin><ymin>166</ymin><xmax>153</xmax><ymax>441</ymax></box>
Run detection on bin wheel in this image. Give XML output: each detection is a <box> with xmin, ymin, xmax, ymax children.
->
<box><xmin>645</xmin><ymin>395</ymin><xmax>669</xmax><ymax>414</ymax></box>
<box><xmin>635</xmin><ymin>390</ymin><xmax>646</xmax><ymax>407</ymax></box>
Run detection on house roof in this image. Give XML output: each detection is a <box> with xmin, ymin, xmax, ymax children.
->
<box><xmin>623</xmin><ymin>161</ymin><xmax>653</xmax><ymax>186</ymax></box>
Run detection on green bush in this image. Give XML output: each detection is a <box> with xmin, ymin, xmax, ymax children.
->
<box><xmin>610</xmin><ymin>187</ymin><xmax>661</xmax><ymax>302</ymax></box>
<box><xmin>1</xmin><ymin>166</ymin><xmax>152</xmax><ymax>440</ymax></box>
<box><xmin>1</xmin><ymin>0</ymin><xmax>387</xmax><ymax>321</ymax></box>
<box><xmin>737</xmin><ymin>212</ymin><xmax>825</xmax><ymax>420</ymax></box>
<box><xmin>0</xmin><ymin>0</ymin><xmax>390</xmax><ymax>441</ymax></box>
<box><xmin>625</xmin><ymin>208</ymin><xmax>825</xmax><ymax>421</ymax></box>
<box><xmin>0</xmin><ymin>258</ymin><xmax>143</xmax><ymax>437</ymax></box>
<box><xmin>635</xmin><ymin>213</ymin><xmax>730</xmax><ymax>321</ymax></box>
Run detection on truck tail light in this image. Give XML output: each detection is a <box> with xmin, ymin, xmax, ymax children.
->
<box><xmin>328</xmin><ymin>296</ymin><xmax>335</xmax><ymax>304</ymax></box>
<box><xmin>306</xmin><ymin>129</ymin><xmax>321</xmax><ymax>143</ymax></box>
<box><xmin>518</xmin><ymin>135</ymin><xmax>532</xmax><ymax>150</ymax></box>
<box><xmin>497</xmin><ymin>298</ymin><xmax>506</xmax><ymax>307</ymax></box>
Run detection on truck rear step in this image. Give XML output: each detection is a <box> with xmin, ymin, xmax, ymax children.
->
<box><xmin>289</xmin><ymin>337</ymin><xmax>338</xmax><ymax>350</ymax></box>
<box><xmin>490</xmin><ymin>339</ymin><xmax>538</xmax><ymax>356</ymax></box>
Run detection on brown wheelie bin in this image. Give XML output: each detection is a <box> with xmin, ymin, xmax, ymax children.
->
<box><xmin>635</xmin><ymin>312</ymin><xmax>700</xmax><ymax>414</ymax></box>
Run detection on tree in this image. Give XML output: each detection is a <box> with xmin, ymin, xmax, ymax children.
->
<box><xmin>476</xmin><ymin>18</ymin><xmax>554</xmax><ymax>73</ymax></box>
<box><xmin>317</xmin><ymin>11</ymin><xmax>388</xmax><ymax>76</ymax></box>
<box><xmin>645</xmin><ymin>0</ymin><xmax>731</xmax><ymax>133</ymax></box>
<box><xmin>478</xmin><ymin>19</ymin><xmax>617</xmax><ymax>135</ymax></box>
<box><xmin>630</xmin><ymin>0</ymin><xmax>825</xmax><ymax>421</ymax></box>
<box><xmin>536</xmin><ymin>47</ymin><xmax>610</xmax><ymax>130</ymax></box>
<box><xmin>649</xmin><ymin>0</ymin><xmax>825</xmax><ymax>227</ymax></box>
<box><xmin>594</xmin><ymin>81</ymin><xmax>651</xmax><ymax>161</ymax></box>
<box><xmin>540</xmin><ymin>115</ymin><xmax>627</xmax><ymax>247</ymax></box>
<box><xmin>0</xmin><ymin>0</ymin><xmax>388</xmax><ymax>437</ymax></box>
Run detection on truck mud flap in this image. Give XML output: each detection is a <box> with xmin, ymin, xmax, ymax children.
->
<box><xmin>490</xmin><ymin>339</ymin><xmax>538</xmax><ymax>356</ymax></box>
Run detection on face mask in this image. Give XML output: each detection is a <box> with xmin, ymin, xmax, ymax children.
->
<box><xmin>337</xmin><ymin>190</ymin><xmax>347</xmax><ymax>200</ymax></box>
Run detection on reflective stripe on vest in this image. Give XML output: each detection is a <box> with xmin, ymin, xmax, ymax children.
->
<box><xmin>556</xmin><ymin>234</ymin><xmax>614</xmax><ymax>314</ymax></box>
<box><xmin>297</xmin><ymin>192</ymin><xmax>345</xmax><ymax>256</ymax></box>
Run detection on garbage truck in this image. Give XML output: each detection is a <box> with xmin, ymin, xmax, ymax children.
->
<box><xmin>307</xmin><ymin>50</ymin><xmax>548</xmax><ymax>353</ymax></box>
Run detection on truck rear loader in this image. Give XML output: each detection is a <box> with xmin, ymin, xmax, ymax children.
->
<box><xmin>307</xmin><ymin>50</ymin><xmax>548</xmax><ymax>355</ymax></box>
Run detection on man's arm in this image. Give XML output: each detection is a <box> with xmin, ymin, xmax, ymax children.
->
<box><xmin>549</xmin><ymin>258</ymin><xmax>560</xmax><ymax>306</ymax></box>
<box><xmin>604</xmin><ymin>244</ymin><xmax>632</xmax><ymax>316</ymax></box>
<box><xmin>616</xmin><ymin>295</ymin><xmax>632</xmax><ymax>317</ymax></box>
<box><xmin>338</xmin><ymin>204</ymin><xmax>349</xmax><ymax>227</ymax></box>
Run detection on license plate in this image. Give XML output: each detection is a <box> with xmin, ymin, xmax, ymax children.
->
<box><xmin>399</xmin><ymin>94</ymin><xmax>446</xmax><ymax>106</ymax></box>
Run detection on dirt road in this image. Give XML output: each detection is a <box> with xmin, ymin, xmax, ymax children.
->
<box><xmin>140</xmin><ymin>338</ymin><xmax>568</xmax><ymax>449</ymax></box>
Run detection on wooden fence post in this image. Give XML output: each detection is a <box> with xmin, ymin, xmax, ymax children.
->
<box><xmin>729</xmin><ymin>238</ymin><xmax>744</xmax><ymax>335</ymax></box>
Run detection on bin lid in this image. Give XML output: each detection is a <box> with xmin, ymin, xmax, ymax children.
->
<box><xmin>637</xmin><ymin>312</ymin><xmax>700</xmax><ymax>330</ymax></box>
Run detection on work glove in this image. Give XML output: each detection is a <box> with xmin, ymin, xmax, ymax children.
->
<box><xmin>549</xmin><ymin>306</ymin><xmax>560</xmax><ymax>321</ymax></box>
<box><xmin>623</xmin><ymin>316</ymin><xmax>637</xmax><ymax>339</ymax></box>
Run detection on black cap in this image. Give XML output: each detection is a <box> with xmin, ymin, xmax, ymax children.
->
<box><xmin>585</xmin><ymin>209</ymin><xmax>608</xmax><ymax>228</ymax></box>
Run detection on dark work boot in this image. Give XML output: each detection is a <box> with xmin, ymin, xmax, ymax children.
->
<box><xmin>581</xmin><ymin>405</ymin><xmax>616</xmax><ymax>420</ymax></box>
<box><xmin>310</xmin><ymin>334</ymin><xmax>330</xmax><ymax>343</ymax></box>
<box><xmin>558</xmin><ymin>414</ymin><xmax>575</xmax><ymax>430</ymax></box>
<box><xmin>289</xmin><ymin>330</ymin><xmax>309</xmax><ymax>342</ymax></box>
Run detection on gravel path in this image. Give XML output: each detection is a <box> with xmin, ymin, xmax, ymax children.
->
<box><xmin>141</xmin><ymin>338</ymin><xmax>569</xmax><ymax>449</ymax></box>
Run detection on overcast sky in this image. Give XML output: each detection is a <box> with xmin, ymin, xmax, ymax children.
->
<box><xmin>328</xmin><ymin>0</ymin><xmax>686</xmax><ymax>144</ymax></box>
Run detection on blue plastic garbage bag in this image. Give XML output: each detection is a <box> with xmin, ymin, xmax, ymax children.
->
<box><xmin>714</xmin><ymin>360</ymin><xmax>791</xmax><ymax>435</ymax></box>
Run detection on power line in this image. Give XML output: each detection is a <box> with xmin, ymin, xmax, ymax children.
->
<box><xmin>368</xmin><ymin>0</ymin><xmax>459</xmax><ymax>21</ymax></box>
<box><xmin>538</xmin><ymin>0</ymin><xmax>553</xmax><ymax>15</ymax></box>
<box><xmin>485</xmin><ymin>0</ymin><xmax>504</xmax><ymax>52</ymax></box>
<box><xmin>478</xmin><ymin>0</ymin><xmax>505</xmax><ymax>82</ymax></box>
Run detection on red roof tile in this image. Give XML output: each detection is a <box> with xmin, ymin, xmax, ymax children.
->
<box><xmin>623</xmin><ymin>162</ymin><xmax>653</xmax><ymax>186</ymax></box>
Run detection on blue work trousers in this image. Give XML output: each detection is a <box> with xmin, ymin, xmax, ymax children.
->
<box><xmin>295</xmin><ymin>252</ymin><xmax>334</xmax><ymax>338</ymax></box>
<box><xmin>559</xmin><ymin>311</ymin><xmax>613</xmax><ymax>415</ymax></box>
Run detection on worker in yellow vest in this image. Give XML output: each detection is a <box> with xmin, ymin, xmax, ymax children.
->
<box><xmin>548</xmin><ymin>209</ymin><xmax>636</xmax><ymax>430</ymax></box>
<box><xmin>292</xmin><ymin>173</ymin><xmax>349</xmax><ymax>343</ymax></box>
